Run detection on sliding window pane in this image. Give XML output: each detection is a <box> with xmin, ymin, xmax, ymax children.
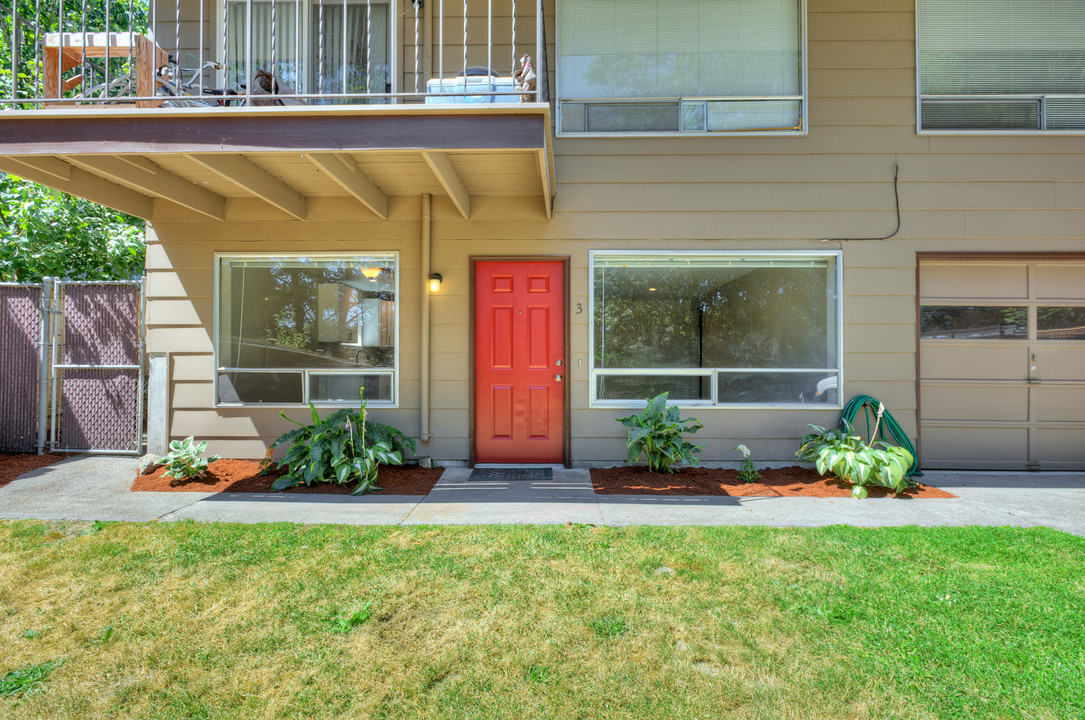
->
<box><xmin>309</xmin><ymin>373</ymin><xmax>393</xmax><ymax>402</ymax></box>
<box><xmin>717</xmin><ymin>372</ymin><xmax>835</xmax><ymax>405</ymax></box>
<box><xmin>218</xmin><ymin>371</ymin><xmax>303</xmax><ymax>404</ymax></box>
<box><xmin>596</xmin><ymin>375</ymin><xmax>711</xmax><ymax>402</ymax></box>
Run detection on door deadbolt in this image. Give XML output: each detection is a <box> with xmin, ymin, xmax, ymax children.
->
<box><xmin>555</xmin><ymin>359</ymin><xmax>563</xmax><ymax>366</ymax></box>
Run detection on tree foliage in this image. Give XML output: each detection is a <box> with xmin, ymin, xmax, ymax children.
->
<box><xmin>0</xmin><ymin>173</ymin><xmax>145</xmax><ymax>282</ymax></box>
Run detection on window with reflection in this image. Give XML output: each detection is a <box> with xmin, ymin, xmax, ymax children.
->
<box><xmin>591</xmin><ymin>253</ymin><xmax>840</xmax><ymax>406</ymax></box>
<box><xmin>216</xmin><ymin>255</ymin><xmax>396</xmax><ymax>405</ymax></box>
<box><xmin>920</xmin><ymin>306</ymin><xmax>1028</xmax><ymax>340</ymax></box>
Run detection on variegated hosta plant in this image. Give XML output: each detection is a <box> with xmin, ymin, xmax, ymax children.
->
<box><xmin>796</xmin><ymin>407</ymin><xmax>914</xmax><ymax>498</ymax></box>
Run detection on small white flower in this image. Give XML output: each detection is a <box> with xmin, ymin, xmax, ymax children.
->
<box><xmin>735</xmin><ymin>444</ymin><xmax>751</xmax><ymax>458</ymax></box>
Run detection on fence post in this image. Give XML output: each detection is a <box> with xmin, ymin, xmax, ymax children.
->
<box><xmin>36</xmin><ymin>277</ymin><xmax>54</xmax><ymax>455</ymax></box>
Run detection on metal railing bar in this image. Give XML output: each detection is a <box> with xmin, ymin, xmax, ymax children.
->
<box><xmin>340</xmin><ymin>0</ymin><xmax>346</xmax><ymax>96</ymax></box>
<box><xmin>245</xmin><ymin>0</ymin><xmax>252</xmax><ymax>104</ymax></box>
<box><xmin>104</xmin><ymin>0</ymin><xmax>111</xmax><ymax>94</ymax></box>
<box><xmin>366</xmin><ymin>0</ymin><xmax>372</xmax><ymax>94</ymax></box>
<box><xmin>34</xmin><ymin>0</ymin><xmax>41</xmax><ymax>100</ymax></box>
<box><xmin>198</xmin><ymin>0</ymin><xmax>204</xmax><ymax>94</ymax></box>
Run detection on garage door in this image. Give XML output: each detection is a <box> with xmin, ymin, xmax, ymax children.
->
<box><xmin>919</xmin><ymin>258</ymin><xmax>1085</xmax><ymax>470</ymax></box>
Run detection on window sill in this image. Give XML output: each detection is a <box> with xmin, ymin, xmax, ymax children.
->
<box><xmin>918</xmin><ymin>129</ymin><xmax>1085</xmax><ymax>136</ymax></box>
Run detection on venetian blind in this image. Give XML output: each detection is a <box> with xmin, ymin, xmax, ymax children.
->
<box><xmin>557</xmin><ymin>0</ymin><xmax>801</xmax><ymax>100</ymax></box>
<box><xmin>919</xmin><ymin>0</ymin><xmax>1085</xmax><ymax>129</ymax></box>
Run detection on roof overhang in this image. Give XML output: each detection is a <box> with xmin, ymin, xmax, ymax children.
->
<box><xmin>0</xmin><ymin>104</ymin><xmax>555</xmax><ymax>221</ymax></box>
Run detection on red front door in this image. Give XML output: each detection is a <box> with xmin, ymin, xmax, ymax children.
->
<box><xmin>474</xmin><ymin>260</ymin><xmax>565</xmax><ymax>463</ymax></box>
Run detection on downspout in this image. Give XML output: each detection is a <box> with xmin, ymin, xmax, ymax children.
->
<box><xmin>420</xmin><ymin>193</ymin><xmax>432</xmax><ymax>442</ymax></box>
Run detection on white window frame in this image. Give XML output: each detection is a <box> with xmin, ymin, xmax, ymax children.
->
<box><xmin>213</xmin><ymin>0</ymin><xmax>398</xmax><ymax>97</ymax></box>
<box><xmin>555</xmin><ymin>0</ymin><xmax>809</xmax><ymax>138</ymax></box>
<box><xmin>212</xmin><ymin>251</ymin><xmax>400</xmax><ymax>408</ymax></box>
<box><xmin>588</xmin><ymin>249</ymin><xmax>843</xmax><ymax>409</ymax></box>
<box><xmin>915</xmin><ymin>0</ymin><xmax>1085</xmax><ymax>135</ymax></box>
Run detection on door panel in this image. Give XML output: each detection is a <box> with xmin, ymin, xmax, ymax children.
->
<box><xmin>475</xmin><ymin>261</ymin><xmax>565</xmax><ymax>463</ymax></box>
<box><xmin>919</xmin><ymin>258</ymin><xmax>1085</xmax><ymax>469</ymax></box>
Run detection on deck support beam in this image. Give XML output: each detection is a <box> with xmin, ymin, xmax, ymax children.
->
<box><xmin>0</xmin><ymin>156</ymin><xmax>153</xmax><ymax>219</ymax></box>
<box><xmin>422</xmin><ymin>151</ymin><xmax>470</xmax><ymax>219</ymax></box>
<box><xmin>64</xmin><ymin>154</ymin><xmax>227</xmax><ymax>220</ymax></box>
<box><xmin>187</xmin><ymin>154</ymin><xmax>308</xmax><ymax>220</ymax></box>
<box><xmin>307</xmin><ymin>152</ymin><xmax>389</xmax><ymax>219</ymax></box>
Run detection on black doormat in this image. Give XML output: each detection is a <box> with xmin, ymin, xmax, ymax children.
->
<box><xmin>468</xmin><ymin>468</ymin><xmax>554</xmax><ymax>482</ymax></box>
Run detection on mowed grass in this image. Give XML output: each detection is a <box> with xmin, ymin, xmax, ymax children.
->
<box><xmin>0</xmin><ymin>521</ymin><xmax>1082</xmax><ymax>719</ymax></box>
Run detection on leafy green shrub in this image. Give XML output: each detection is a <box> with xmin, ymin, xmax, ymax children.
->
<box><xmin>735</xmin><ymin>444</ymin><xmax>760</xmax><ymax>484</ymax></box>
<box><xmin>616</xmin><ymin>392</ymin><xmax>704</xmax><ymax>473</ymax></box>
<box><xmin>158</xmin><ymin>437</ymin><xmax>221</xmax><ymax>481</ymax></box>
<box><xmin>270</xmin><ymin>389</ymin><xmax>416</xmax><ymax>495</ymax></box>
<box><xmin>795</xmin><ymin>404</ymin><xmax>914</xmax><ymax>498</ymax></box>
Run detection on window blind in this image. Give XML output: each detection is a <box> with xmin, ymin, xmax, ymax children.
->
<box><xmin>559</xmin><ymin>0</ymin><xmax>800</xmax><ymax>99</ymax></box>
<box><xmin>558</xmin><ymin>0</ymin><xmax>803</xmax><ymax>133</ymax></box>
<box><xmin>919</xmin><ymin>0</ymin><xmax>1085</xmax><ymax>130</ymax></box>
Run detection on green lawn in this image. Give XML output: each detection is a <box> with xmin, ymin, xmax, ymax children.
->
<box><xmin>0</xmin><ymin>520</ymin><xmax>1081</xmax><ymax>719</ymax></box>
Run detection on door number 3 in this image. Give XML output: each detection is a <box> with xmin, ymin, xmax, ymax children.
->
<box><xmin>576</xmin><ymin>302</ymin><xmax>583</xmax><ymax>314</ymax></box>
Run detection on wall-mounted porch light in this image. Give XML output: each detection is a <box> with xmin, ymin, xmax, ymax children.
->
<box><xmin>361</xmin><ymin>267</ymin><xmax>383</xmax><ymax>281</ymax></box>
<box><xmin>428</xmin><ymin>273</ymin><xmax>443</xmax><ymax>293</ymax></box>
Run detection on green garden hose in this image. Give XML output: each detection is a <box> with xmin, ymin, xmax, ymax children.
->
<box><xmin>840</xmin><ymin>395</ymin><xmax>921</xmax><ymax>476</ymax></box>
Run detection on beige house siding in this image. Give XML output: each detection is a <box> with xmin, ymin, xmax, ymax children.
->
<box><xmin>144</xmin><ymin>0</ymin><xmax>1085</xmax><ymax>463</ymax></box>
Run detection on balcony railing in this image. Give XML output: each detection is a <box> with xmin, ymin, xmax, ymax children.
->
<box><xmin>2</xmin><ymin>0</ymin><xmax>548</xmax><ymax>109</ymax></box>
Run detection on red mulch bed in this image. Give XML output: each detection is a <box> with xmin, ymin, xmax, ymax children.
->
<box><xmin>0</xmin><ymin>453</ymin><xmax>72</xmax><ymax>489</ymax></box>
<box><xmin>133</xmin><ymin>459</ymin><xmax>443</xmax><ymax>495</ymax></box>
<box><xmin>591</xmin><ymin>465</ymin><xmax>955</xmax><ymax>499</ymax></box>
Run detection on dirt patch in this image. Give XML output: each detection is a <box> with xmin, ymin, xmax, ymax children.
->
<box><xmin>0</xmin><ymin>453</ymin><xmax>72</xmax><ymax>489</ymax></box>
<box><xmin>133</xmin><ymin>459</ymin><xmax>443</xmax><ymax>495</ymax></box>
<box><xmin>591</xmin><ymin>465</ymin><xmax>955</xmax><ymax>499</ymax></box>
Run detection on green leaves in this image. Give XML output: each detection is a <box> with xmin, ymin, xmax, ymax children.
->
<box><xmin>796</xmin><ymin>421</ymin><xmax>915</xmax><ymax>497</ymax></box>
<box><xmin>158</xmin><ymin>436</ymin><xmax>222</xmax><ymax>481</ymax></box>
<box><xmin>615</xmin><ymin>392</ymin><xmax>705</xmax><ymax>473</ymax></box>
<box><xmin>0</xmin><ymin>175</ymin><xmax>145</xmax><ymax>282</ymax></box>
<box><xmin>270</xmin><ymin>389</ymin><xmax>412</xmax><ymax>493</ymax></box>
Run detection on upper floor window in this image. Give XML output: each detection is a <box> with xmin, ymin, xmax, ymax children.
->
<box><xmin>223</xmin><ymin>0</ymin><xmax>392</xmax><ymax>99</ymax></box>
<box><xmin>557</xmin><ymin>0</ymin><xmax>806</xmax><ymax>136</ymax></box>
<box><xmin>918</xmin><ymin>0</ymin><xmax>1085</xmax><ymax>132</ymax></box>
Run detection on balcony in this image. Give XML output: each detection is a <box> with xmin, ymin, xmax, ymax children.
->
<box><xmin>0</xmin><ymin>0</ymin><xmax>554</xmax><ymax>221</ymax></box>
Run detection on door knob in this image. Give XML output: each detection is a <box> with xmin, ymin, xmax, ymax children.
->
<box><xmin>555</xmin><ymin>374</ymin><xmax>563</xmax><ymax>382</ymax></box>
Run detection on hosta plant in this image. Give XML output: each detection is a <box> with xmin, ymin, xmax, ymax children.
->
<box><xmin>270</xmin><ymin>389</ymin><xmax>415</xmax><ymax>495</ymax></box>
<box><xmin>159</xmin><ymin>436</ymin><xmax>221</xmax><ymax>481</ymax></box>
<box><xmin>795</xmin><ymin>403</ymin><xmax>914</xmax><ymax>498</ymax></box>
<box><xmin>616</xmin><ymin>392</ymin><xmax>705</xmax><ymax>473</ymax></box>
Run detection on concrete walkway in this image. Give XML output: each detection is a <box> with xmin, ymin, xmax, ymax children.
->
<box><xmin>1</xmin><ymin>455</ymin><xmax>1083</xmax><ymax>536</ymax></box>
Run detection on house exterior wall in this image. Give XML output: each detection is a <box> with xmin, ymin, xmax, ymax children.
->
<box><xmin>144</xmin><ymin>0</ymin><xmax>1085</xmax><ymax>463</ymax></box>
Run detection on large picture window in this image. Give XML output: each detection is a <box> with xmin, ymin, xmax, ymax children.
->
<box><xmin>557</xmin><ymin>0</ymin><xmax>805</xmax><ymax>135</ymax></box>
<box><xmin>591</xmin><ymin>252</ymin><xmax>840</xmax><ymax>406</ymax></box>
<box><xmin>918</xmin><ymin>0</ymin><xmax>1085</xmax><ymax>131</ymax></box>
<box><xmin>215</xmin><ymin>254</ymin><xmax>398</xmax><ymax>406</ymax></box>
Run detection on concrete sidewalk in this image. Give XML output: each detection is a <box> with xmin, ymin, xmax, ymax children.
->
<box><xmin>1</xmin><ymin>455</ymin><xmax>1083</xmax><ymax>536</ymax></box>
